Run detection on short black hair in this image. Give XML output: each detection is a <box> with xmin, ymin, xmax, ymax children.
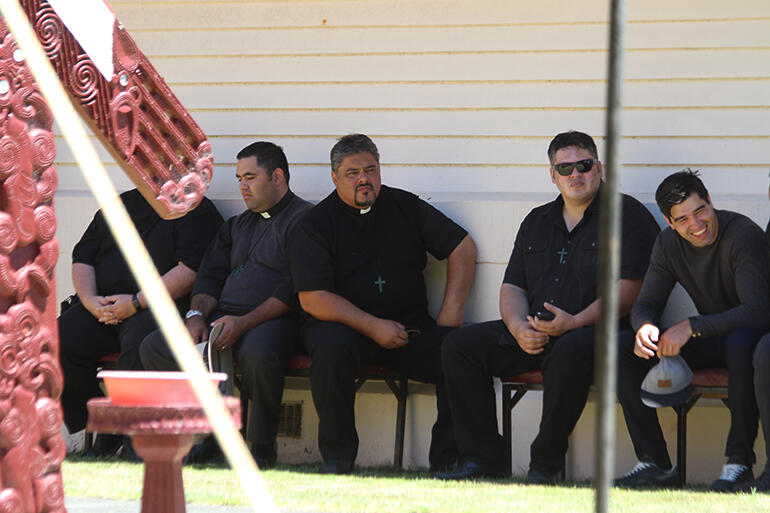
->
<box><xmin>330</xmin><ymin>134</ymin><xmax>380</xmax><ymax>173</ymax></box>
<box><xmin>236</xmin><ymin>141</ymin><xmax>290</xmax><ymax>184</ymax></box>
<box><xmin>547</xmin><ymin>131</ymin><xmax>598</xmax><ymax>164</ymax></box>
<box><xmin>655</xmin><ymin>168</ymin><xmax>710</xmax><ymax>220</ymax></box>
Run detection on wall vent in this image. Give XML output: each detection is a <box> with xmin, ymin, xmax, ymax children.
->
<box><xmin>277</xmin><ymin>401</ymin><xmax>303</xmax><ymax>438</ymax></box>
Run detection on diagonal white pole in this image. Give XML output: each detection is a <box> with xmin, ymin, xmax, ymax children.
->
<box><xmin>0</xmin><ymin>2</ymin><xmax>276</xmax><ymax>512</ymax></box>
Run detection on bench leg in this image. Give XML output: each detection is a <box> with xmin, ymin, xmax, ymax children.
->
<box><xmin>374</xmin><ymin>376</ymin><xmax>408</xmax><ymax>469</ymax></box>
<box><xmin>675</xmin><ymin>394</ymin><xmax>701</xmax><ymax>488</ymax></box>
<box><xmin>502</xmin><ymin>384</ymin><xmax>529</xmax><ymax>476</ymax></box>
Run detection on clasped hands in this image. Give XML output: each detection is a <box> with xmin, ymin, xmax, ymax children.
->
<box><xmin>514</xmin><ymin>302</ymin><xmax>577</xmax><ymax>355</ymax></box>
<box><xmin>88</xmin><ymin>294</ymin><xmax>137</xmax><ymax>325</ymax></box>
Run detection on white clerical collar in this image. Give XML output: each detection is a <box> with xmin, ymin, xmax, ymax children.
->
<box><xmin>260</xmin><ymin>211</ymin><xmax>271</xmax><ymax>219</ymax></box>
<box><xmin>359</xmin><ymin>207</ymin><xmax>371</xmax><ymax>215</ymax></box>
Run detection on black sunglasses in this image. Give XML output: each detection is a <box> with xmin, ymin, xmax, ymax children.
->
<box><xmin>553</xmin><ymin>158</ymin><xmax>595</xmax><ymax>176</ymax></box>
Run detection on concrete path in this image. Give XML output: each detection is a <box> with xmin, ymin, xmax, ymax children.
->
<box><xmin>65</xmin><ymin>497</ymin><xmax>258</xmax><ymax>513</ymax></box>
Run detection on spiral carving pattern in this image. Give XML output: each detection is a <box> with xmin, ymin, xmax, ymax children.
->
<box><xmin>34</xmin><ymin>6</ymin><xmax>62</xmax><ymax>59</ymax></box>
<box><xmin>0</xmin><ymin>11</ymin><xmax>66</xmax><ymax>513</ymax></box>
<box><xmin>70</xmin><ymin>55</ymin><xmax>98</xmax><ymax>105</ymax></box>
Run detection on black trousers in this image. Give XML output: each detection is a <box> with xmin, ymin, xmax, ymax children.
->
<box><xmin>617</xmin><ymin>327</ymin><xmax>761</xmax><ymax>469</ymax></box>
<box><xmin>442</xmin><ymin>319</ymin><xmax>596</xmax><ymax>474</ymax></box>
<box><xmin>58</xmin><ymin>302</ymin><xmax>156</xmax><ymax>432</ymax></box>
<box><xmin>755</xmin><ymin>334</ymin><xmax>770</xmax><ymax>473</ymax></box>
<box><xmin>301</xmin><ymin>316</ymin><xmax>456</xmax><ymax>468</ymax></box>
<box><xmin>139</xmin><ymin>313</ymin><xmax>299</xmax><ymax>448</ymax></box>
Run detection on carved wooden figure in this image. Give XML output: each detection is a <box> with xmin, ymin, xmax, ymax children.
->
<box><xmin>0</xmin><ymin>18</ymin><xmax>66</xmax><ymax>513</ymax></box>
<box><xmin>0</xmin><ymin>1</ymin><xmax>216</xmax><ymax>512</ymax></box>
<box><xmin>21</xmin><ymin>0</ymin><xmax>214</xmax><ymax>219</ymax></box>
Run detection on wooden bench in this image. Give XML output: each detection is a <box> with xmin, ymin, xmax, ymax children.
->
<box><xmin>91</xmin><ymin>352</ymin><xmax>409</xmax><ymax>468</ymax></box>
<box><xmin>500</xmin><ymin>368</ymin><xmax>728</xmax><ymax>486</ymax></box>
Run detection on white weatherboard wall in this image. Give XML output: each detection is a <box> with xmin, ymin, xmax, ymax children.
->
<box><xmin>52</xmin><ymin>1</ymin><xmax>769</xmax><ymax>482</ymax></box>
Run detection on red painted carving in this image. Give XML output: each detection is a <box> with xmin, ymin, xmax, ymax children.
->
<box><xmin>20</xmin><ymin>0</ymin><xmax>213</xmax><ymax>219</ymax></box>
<box><xmin>0</xmin><ymin>18</ymin><xmax>66</xmax><ymax>513</ymax></box>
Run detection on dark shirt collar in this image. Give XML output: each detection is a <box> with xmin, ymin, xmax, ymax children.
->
<box><xmin>543</xmin><ymin>183</ymin><xmax>603</xmax><ymax>225</ymax></box>
<box><xmin>260</xmin><ymin>190</ymin><xmax>295</xmax><ymax>219</ymax></box>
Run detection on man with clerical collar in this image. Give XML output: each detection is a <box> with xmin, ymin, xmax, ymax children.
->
<box><xmin>615</xmin><ymin>169</ymin><xmax>770</xmax><ymax>491</ymax></box>
<box><xmin>140</xmin><ymin>141</ymin><xmax>311</xmax><ymax>468</ymax></box>
<box><xmin>288</xmin><ymin>133</ymin><xmax>477</xmax><ymax>474</ymax></box>
<box><xmin>433</xmin><ymin>130</ymin><xmax>660</xmax><ymax>482</ymax></box>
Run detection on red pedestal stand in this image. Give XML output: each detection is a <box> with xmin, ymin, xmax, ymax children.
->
<box><xmin>87</xmin><ymin>397</ymin><xmax>241</xmax><ymax>513</ymax></box>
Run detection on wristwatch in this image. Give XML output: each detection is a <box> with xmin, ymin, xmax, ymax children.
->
<box><xmin>185</xmin><ymin>309</ymin><xmax>203</xmax><ymax>320</ymax></box>
<box><xmin>131</xmin><ymin>294</ymin><xmax>142</xmax><ymax>311</ymax></box>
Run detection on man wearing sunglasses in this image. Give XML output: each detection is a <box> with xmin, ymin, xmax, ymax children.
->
<box><xmin>434</xmin><ymin>130</ymin><xmax>659</xmax><ymax>482</ymax></box>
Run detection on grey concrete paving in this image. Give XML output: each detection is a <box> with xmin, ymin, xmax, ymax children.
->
<box><xmin>65</xmin><ymin>497</ymin><xmax>256</xmax><ymax>513</ymax></box>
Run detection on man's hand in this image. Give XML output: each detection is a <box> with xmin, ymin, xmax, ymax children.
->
<box><xmin>527</xmin><ymin>302</ymin><xmax>576</xmax><ymax>337</ymax></box>
<box><xmin>657</xmin><ymin>318</ymin><xmax>692</xmax><ymax>358</ymax></box>
<box><xmin>209</xmin><ymin>316</ymin><xmax>247</xmax><ymax>350</ymax></box>
<box><xmin>186</xmin><ymin>315</ymin><xmax>209</xmax><ymax>345</ymax></box>
<box><xmin>371</xmin><ymin>318</ymin><xmax>409</xmax><ymax>349</ymax></box>
<box><xmin>99</xmin><ymin>294</ymin><xmax>137</xmax><ymax>324</ymax></box>
<box><xmin>634</xmin><ymin>323</ymin><xmax>659</xmax><ymax>359</ymax></box>
<box><xmin>511</xmin><ymin>321</ymin><xmax>550</xmax><ymax>355</ymax></box>
<box><xmin>82</xmin><ymin>295</ymin><xmax>111</xmax><ymax>320</ymax></box>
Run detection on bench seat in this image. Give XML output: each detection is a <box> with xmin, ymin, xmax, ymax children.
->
<box><xmin>92</xmin><ymin>352</ymin><xmax>409</xmax><ymax>468</ymax></box>
<box><xmin>500</xmin><ymin>368</ymin><xmax>728</xmax><ymax>486</ymax></box>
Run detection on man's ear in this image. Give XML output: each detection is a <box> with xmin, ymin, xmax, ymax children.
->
<box><xmin>665</xmin><ymin>216</ymin><xmax>674</xmax><ymax>229</ymax></box>
<box><xmin>331</xmin><ymin>169</ymin><xmax>338</xmax><ymax>186</ymax></box>
<box><xmin>272</xmin><ymin>167</ymin><xmax>285</xmax><ymax>184</ymax></box>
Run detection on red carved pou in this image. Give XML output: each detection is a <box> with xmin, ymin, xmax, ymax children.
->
<box><xmin>20</xmin><ymin>0</ymin><xmax>214</xmax><ymax>219</ymax></box>
<box><xmin>0</xmin><ymin>19</ymin><xmax>66</xmax><ymax>513</ymax></box>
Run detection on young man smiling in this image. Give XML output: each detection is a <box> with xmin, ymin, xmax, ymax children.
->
<box><xmin>615</xmin><ymin>169</ymin><xmax>770</xmax><ymax>491</ymax></box>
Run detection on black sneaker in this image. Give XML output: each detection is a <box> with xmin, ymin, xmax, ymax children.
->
<box><xmin>525</xmin><ymin>468</ymin><xmax>563</xmax><ymax>485</ymax></box>
<box><xmin>733</xmin><ymin>469</ymin><xmax>770</xmax><ymax>493</ymax></box>
<box><xmin>614</xmin><ymin>461</ymin><xmax>678</xmax><ymax>488</ymax></box>
<box><xmin>710</xmin><ymin>463</ymin><xmax>752</xmax><ymax>492</ymax></box>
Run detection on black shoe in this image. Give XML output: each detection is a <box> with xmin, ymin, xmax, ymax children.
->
<box><xmin>252</xmin><ymin>442</ymin><xmax>277</xmax><ymax>470</ymax></box>
<box><xmin>429</xmin><ymin>460</ymin><xmax>458</xmax><ymax>473</ymax></box>
<box><xmin>733</xmin><ymin>469</ymin><xmax>770</xmax><ymax>493</ymax></box>
<box><xmin>83</xmin><ymin>434</ymin><xmax>124</xmax><ymax>458</ymax></box>
<box><xmin>614</xmin><ymin>461</ymin><xmax>678</xmax><ymax>488</ymax></box>
<box><xmin>431</xmin><ymin>461</ymin><xmax>498</xmax><ymax>480</ymax></box>
<box><xmin>184</xmin><ymin>435</ymin><xmax>224</xmax><ymax>465</ymax></box>
<box><xmin>319</xmin><ymin>460</ymin><xmax>353</xmax><ymax>475</ymax></box>
<box><xmin>710</xmin><ymin>464</ymin><xmax>752</xmax><ymax>492</ymax></box>
<box><xmin>525</xmin><ymin>468</ymin><xmax>561</xmax><ymax>485</ymax></box>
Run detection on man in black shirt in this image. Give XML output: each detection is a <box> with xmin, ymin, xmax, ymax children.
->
<box><xmin>288</xmin><ymin>134</ymin><xmax>476</xmax><ymax>474</ymax></box>
<box><xmin>433</xmin><ymin>131</ymin><xmax>659</xmax><ymax>481</ymax></box>
<box><xmin>58</xmin><ymin>189</ymin><xmax>222</xmax><ymax>441</ymax></box>
<box><xmin>140</xmin><ymin>142</ymin><xmax>311</xmax><ymax>468</ymax></box>
<box><xmin>615</xmin><ymin>170</ymin><xmax>770</xmax><ymax>491</ymax></box>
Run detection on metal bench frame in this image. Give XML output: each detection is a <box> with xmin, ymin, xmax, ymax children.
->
<box><xmin>501</xmin><ymin>369</ymin><xmax>728</xmax><ymax>486</ymax></box>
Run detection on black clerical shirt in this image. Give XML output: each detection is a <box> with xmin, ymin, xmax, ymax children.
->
<box><xmin>289</xmin><ymin>185</ymin><xmax>467</xmax><ymax>324</ymax></box>
<box><xmin>504</xmin><ymin>190</ymin><xmax>659</xmax><ymax>321</ymax></box>
<box><xmin>72</xmin><ymin>189</ymin><xmax>223</xmax><ymax>296</ymax></box>
<box><xmin>192</xmin><ymin>191</ymin><xmax>312</xmax><ymax>315</ymax></box>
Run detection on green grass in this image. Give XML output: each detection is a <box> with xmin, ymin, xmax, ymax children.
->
<box><xmin>62</xmin><ymin>458</ymin><xmax>770</xmax><ymax>513</ymax></box>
